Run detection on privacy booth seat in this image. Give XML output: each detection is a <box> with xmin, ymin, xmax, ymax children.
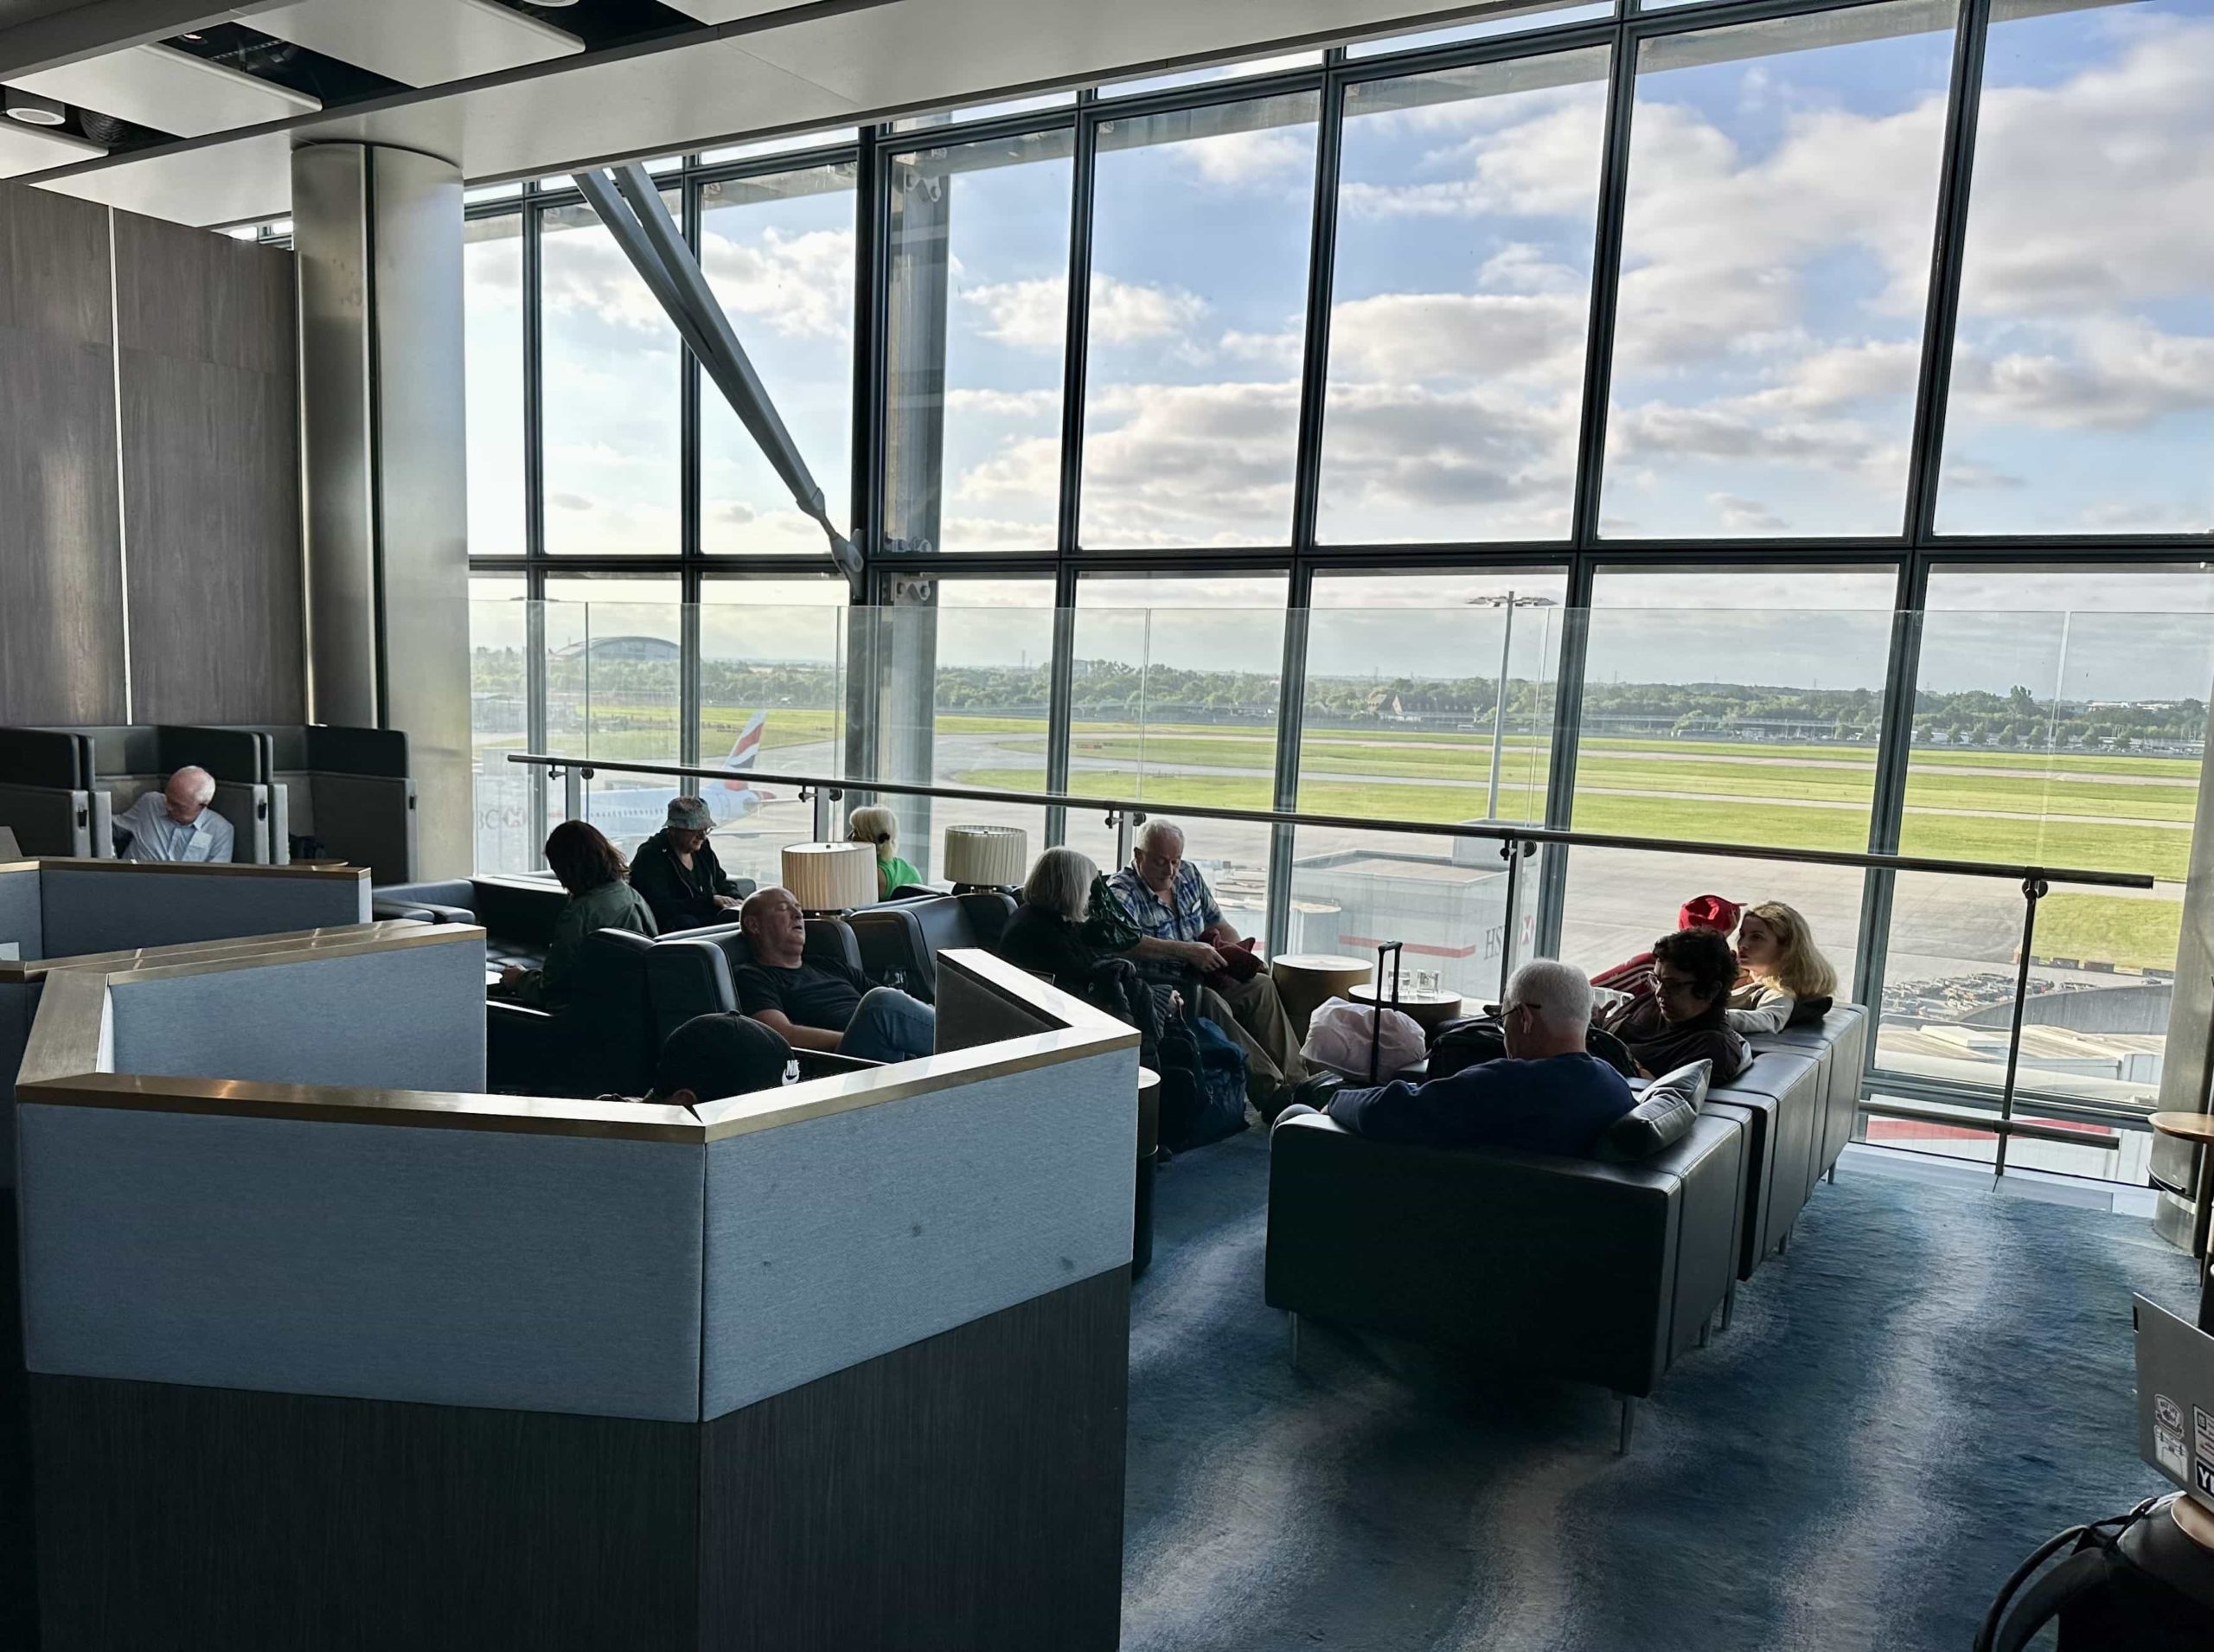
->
<box><xmin>11</xmin><ymin>944</ymin><xmax>1137</xmax><ymax>1652</ymax></box>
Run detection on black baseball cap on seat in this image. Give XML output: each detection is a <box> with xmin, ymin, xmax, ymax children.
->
<box><xmin>654</xmin><ymin>1013</ymin><xmax>791</xmax><ymax>1104</ymax></box>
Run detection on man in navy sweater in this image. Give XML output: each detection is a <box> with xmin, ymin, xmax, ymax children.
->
<box><xmin>1311</xmin><ymin>958</ymin><xmax>1635</xmax><ymax>1156</ymax></box>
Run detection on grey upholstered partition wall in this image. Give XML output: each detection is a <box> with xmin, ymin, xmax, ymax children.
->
<box><xmin>12</xmin><ymin>946</ymin><xmax>1137</xmax><ymax>1650</ymax></box>
<box><xmin>37</xmin><ymin>862</ymin><xmax>368</xmax><ymax>954</ymax></box>
<box><xmin>700</xmin><ymin>1047</ymin><xmax>1133</xmax><ymax>1417</ymax></box>
<box><xmin>106</xmin><ymin>940</ymin><xmax>485</xmax><ymax>1095</ymax></box>
<box><xmin>0</xmin><ymin>864</ymin><xmax>41</xmax><ymax>962</ymax></box>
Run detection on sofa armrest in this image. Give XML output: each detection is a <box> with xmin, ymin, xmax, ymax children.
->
<box><xmin>373</xmin><ymin>898</ymin><xmax>475</xmax><ymax>925</ymax></box>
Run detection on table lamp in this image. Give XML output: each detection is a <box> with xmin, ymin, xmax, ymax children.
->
<box><xmin>942</xmin><ymin>824</ymin><xmax>1027</xmax><ymax>893</ymax></box>
<box><xmin>782</xmin><ymin>842</ymin><xmax>878</xmax><ymax>914</ymax></box>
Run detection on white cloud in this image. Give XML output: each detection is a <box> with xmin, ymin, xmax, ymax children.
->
<box><xmin>943</xmin><ymin>387</ymin><xmax>1061</xmax><ymax>419</ymax></box>
<box><xmin>1477</xmin><ymin>242</ymin><xmax>1585</xmax><ymax>296</ymax></box>
<box><xmin>702</xmin><ymin>225</ymin><xmax>856</xmax><ymax>341</ymax></box>
<box><xmin>1328</xmin><ymin>291</ymin><xmax>1589</xmax><ymax>389</ymax></box>
<box><xmin>1949</xmin><ymin>317</ymin><xmax>2214</xmax><ymax>432</ymax></box>
<box><xmin>1178</xmin><ymin>126</ymin><xmax>1312</xmax><ymax>186</ymax></box>
<box><xmin>1078</xmin><ymin>381</ymin><xmax>1305</xmax><ymax>547</ymax></box>
<box><xmin>962</xmin><ymin>273</ymin><xmax>1206</xmax><ymax>350</ymax></box>
<box><xmin>1708</xmin><ymin>492</ymin><xmax>1787</xmax><ymax>533</ymax></box>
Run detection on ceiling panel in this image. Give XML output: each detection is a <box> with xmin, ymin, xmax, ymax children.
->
<box><xmin>14</xmin><ymin>39</ymin><xmax>320</xmax><ymax>135</ymax></box>
<box><xmin>0</xmin><ymin>115</ymin><xmax>102</xmax><ymax>176</ymax></box>
<box><xmin>296</xmin><ymin>34</ymin><xmax>854</xmax><ymax>182</ymax></box>
<box><xmin>737</xmin><ymin>0</ymin><xmax>1443</xmax><ymax>108</ymax></box>
<box><xmin>35</xmin><ymin>126</ymin><xmax>289</xmax><ymax>221</ymax></box>
<box><xmin>248</xmin><ymin>0</ymin><xmax>584</xmax><ymax>89</ymax></box>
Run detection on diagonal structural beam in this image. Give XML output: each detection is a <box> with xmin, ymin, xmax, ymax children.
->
<box><xmin>574</xmin><ymin>163</ymin><xmax>861</xmax><ymax>580</ymax></box>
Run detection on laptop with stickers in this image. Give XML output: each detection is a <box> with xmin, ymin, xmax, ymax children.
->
<box><xmin>2135</xmin><ymin>1295</ymin><xmax>2214</xmax><ymax>1513</ymax></box>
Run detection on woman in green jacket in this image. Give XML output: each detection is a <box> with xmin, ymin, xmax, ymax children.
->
<box><xmin>848</xmin><ymin>804</ymin><xmax>925</xmax><ymax>898</ymax></box>
<box><xmin>498</xmin><ymin>820</ymin><xmax>657</xmax><ymax>1009</ymax></box>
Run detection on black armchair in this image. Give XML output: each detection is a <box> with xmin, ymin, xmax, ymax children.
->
<box><xmin>1264</xmin><ymin>1106</ymin><xmax>1745</xmax><ymax>1450</ymax></box>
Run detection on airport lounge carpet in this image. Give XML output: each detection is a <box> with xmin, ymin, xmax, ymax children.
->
<box><xmin>1122</xmin><ymin>1132</ymin><xmax>2198</xmax><ymax>1651</ymax></box>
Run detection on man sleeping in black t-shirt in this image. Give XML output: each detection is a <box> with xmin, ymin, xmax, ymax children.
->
<box><xmin>732</xmin><ymin>887</ymin><xmax>935</xmax><ymax>1063</ymax></box>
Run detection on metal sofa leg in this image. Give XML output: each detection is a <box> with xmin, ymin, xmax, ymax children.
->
<box><xmin>1616</xmin><ymin>1395</ymin><xmax>1636</xmax><ymax>1456</ymax></box>
<box><xmin>1287</xmin><ymin>1311</ymin><xmax>1300</xmax><ymax>1371</ymax></box>
<box><xmin>1777</xmin><ymin>1227</ymin><xmax>1791</xmax><ymax>1255</ymax></box>
<box><xmin>1827</xmin><ymin>1164</ymin><xmax>1837</xmax><ymax>1185</ymax></box>
<box><xmin>1698</xmin><ymin>1316</ymin><xmax>1711</xmax><ymax>1350</ymax></box>
<box><xmin>1721</xmin><ymin>1278</ymin><xmax>1736</xmax><ymax>1333</ymax></box>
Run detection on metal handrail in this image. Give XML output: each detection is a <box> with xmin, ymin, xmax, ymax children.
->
<box><xmin>508</xmin><ymin>746</ymin><xmax>2163</xmax><ymax>1165</ymax></box>
<box><xmin>502</xmin><ymin>751</ymin><xmax>2153</xmax><ymax>890</ymax></box>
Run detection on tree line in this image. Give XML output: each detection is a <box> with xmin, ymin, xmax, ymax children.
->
<box><xmin>474</xmin><ymin>649</ymin><xmax>2208</xmax><ymax>751</ymax></box>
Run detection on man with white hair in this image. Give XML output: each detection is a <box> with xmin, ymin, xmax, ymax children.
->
<box><xmin>1107</xmin><ymin>817</ymin><xmax>1311</xmax><ymax>1109</ymax></box>
<box><xmin>113</xmin><ymin>766</ymin><xmax>234</xmax><ymax>864</ymax></box>
<box><xmin>1311</xmin><ymin>958</ymin><xmax>1634</xmax><ymax>1155</ymax></box>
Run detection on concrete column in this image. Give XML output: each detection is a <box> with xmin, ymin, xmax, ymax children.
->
<box><xmin>292</xmin><ymin>142</ymin><xmax>470</xmax><ymax>878</ymax></box>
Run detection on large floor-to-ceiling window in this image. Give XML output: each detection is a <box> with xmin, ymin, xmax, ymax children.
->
<box><xmin>462</xmin><ymin>0</ymin><xmax>2213</xmax><ymax>1180</ymax></box>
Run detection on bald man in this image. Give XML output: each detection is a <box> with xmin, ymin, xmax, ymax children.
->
<box><xmin>114</xmin><ymin>766</ymin><xmax>234</xmax><ymax>864</ymax></box>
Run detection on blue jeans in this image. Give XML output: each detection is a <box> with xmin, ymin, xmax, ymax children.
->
<box><xmin>842</xmin><ymin>986</ymin><xmax>936</xmax><ymax>1063</ymax></box>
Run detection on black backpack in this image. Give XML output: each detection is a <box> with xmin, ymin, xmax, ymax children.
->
<box><xmin>1154</xmin><ymin>1010</ymin><xmax>1247</xmax><ymax>1153</ymax></box>
<box><xmin>1977</xmin><ymin>1499</ymin><xmax>2214</xmax><ymax>1650</ymax></box>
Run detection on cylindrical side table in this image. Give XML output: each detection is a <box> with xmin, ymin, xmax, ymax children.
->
<box><xmin>1135</xmin><ymin>1066</ymin><xmax>1161</xmax><ymax>1279</ymax></box>
<box><xmin>1350</xmin><ymin>982</ymin><xmax>1464</xmax><ymax>1036</ymax></box>
<box><xmin>1270</xmin><ymin>954</ymin><xmax>1373</xmax><ymax>1040</ymax></box>
<box><xmin>2149</xmin><ymin>1111</ymin><xmax>2214</xmax><ymax>1331</ymax></box>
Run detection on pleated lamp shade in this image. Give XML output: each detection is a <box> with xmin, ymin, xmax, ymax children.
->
<box><xmin>942</xmin><ymin>824</ymin><xmax>1027</xmax><ymax>889</ymax></box>
<box><xmin>782</xmin><ymin>842</ymin><xmax>878</xmax><ymax>912</ymax></box>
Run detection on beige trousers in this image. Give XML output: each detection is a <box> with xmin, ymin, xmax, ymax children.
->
<box><xmin>1194</xmin><ymin>972</ymin><xmax>1309</xmax><ymax>1100</ymax></box>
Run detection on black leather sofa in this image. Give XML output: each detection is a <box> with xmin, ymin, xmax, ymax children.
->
<box><xmin>1645</xmin><ymin>1004</ymin><xmax>1870</xmax><ymax>1299</ymax></box>
<box><xmin>1265</xmin><ymin>1105</ymin><xmax>1745</xmax><ymax>1450</ymax></box>
<box><xmin>373</xmin><ymin>874</ymin><xmax>571</xmax><ymax>970</ymax></box>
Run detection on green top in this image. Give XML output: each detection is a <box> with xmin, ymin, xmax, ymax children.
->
<box><xmin>877</xmin><ymin>854</ymin><xmax>925</xmax><ymax>895</ymax></box>
<box><xmin>515</xmin><ymin>880</ymin><xmax>657</xmax><ymax>1009</ymax></box>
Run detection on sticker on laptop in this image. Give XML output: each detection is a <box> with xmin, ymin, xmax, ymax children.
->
<box><xmin>2198</xmin><ymin>1405</ymin><xmax>2214</xmax><ymax>1461</ymax></box>
<box><xmin>2156</xmin><ymin>1393</ymin><xmax>2183</xmax><ymax>1431</ymax></box>
<box><xmin>2198</xmin><ymin>1457</ymin><xmax>2214</xmax><ymax>1499</ymax></box>
<box><xmin>2155</xmin><ymin>1425</ymin><xmax>2189</xmax><ymax>1479</ymax></box>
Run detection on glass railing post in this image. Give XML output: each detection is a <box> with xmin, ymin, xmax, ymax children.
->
<box><xmin>1496</xmin><ymin>835</ymin><xmax>1524</xmax><ymax>1003</ymax></box>
<box><xmin>561</xmin><ymin>763</ymin><xmax>583</xmax><ymax>828</ymax></box>
<box><xmin>1993</xmin><ymin>874</ymin><xmax>2050</xmax><ymax>1177</ymax></box>
<box><xmin>1113</xmin><ymin>808</ymin><xmax>1138</xmax><ymax>871</ymax></box>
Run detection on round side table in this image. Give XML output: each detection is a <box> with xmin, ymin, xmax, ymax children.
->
<box><xmin>1270</xmin><ymin>954</ymin><xmax>1373</xmax><ymax>1040</ymax></box>
<box><xmin>2149</xmin><ymin>1111</ymin><xmax>2214</xmax><ymax>1332</ymax></box>
<box><xmin>1350</xmin><ymin>982</ymin><xmax>1464</xmax><ymax>1036</ymax></box>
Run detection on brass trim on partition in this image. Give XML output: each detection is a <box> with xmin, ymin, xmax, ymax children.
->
<box><xmin>0</xmin><ymin>921</ymin><xmax>442</xmax><ymax>984</ymax></box>
<box><xmin>25</xmin><ymin>858</ymin><xmax>371</xmax><ymax>883</ymax></box>
<box><xmin>16</xmin><ymin>1072</ymin><xmax>701</xmax><ymax>1143</ymax></box>
<box><xmin>16</xmin><ymin>970</ymin><xmax>112</xmax><ymax>1089</ymax></box>
<box><xmin>101</xmin><ymin>921</ymin><xmax>481</xmax><ymax>984</ymax></box>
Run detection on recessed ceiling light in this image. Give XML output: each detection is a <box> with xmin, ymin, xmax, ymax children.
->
<box><xmin>3</xmin><ymin>86</ymin><xmax>67</xmax><ymax>127</ymax></box>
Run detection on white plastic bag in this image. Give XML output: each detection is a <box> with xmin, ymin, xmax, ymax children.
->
<box><xmin>1302</xmin><ymin>996</ymin><xmax>1426</xmax><ymax>1081</ymax></box>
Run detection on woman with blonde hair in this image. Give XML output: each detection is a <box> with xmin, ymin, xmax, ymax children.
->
<box><xmin>1728</xmin><ymin>900</ymin><xmax>1838</xmax><ymax>1034</ymax></box>
<box><xmin>847</xmin><ymin>804</ymin><xmax>924</xmax><ymax>897</ymax></box>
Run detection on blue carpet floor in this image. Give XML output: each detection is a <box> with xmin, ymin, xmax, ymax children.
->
<box><xmin>1121</xmin><ymin>1132</ymin><xmax>2200</xmax><ymax>1651</ymax></box>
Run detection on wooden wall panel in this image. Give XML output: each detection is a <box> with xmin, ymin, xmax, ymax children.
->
<box><xmin>0</xmin><ymin>180</ymin><xmax>125</xmax><ymax>725</ymax></box>
<box><xmin>113</xmin><ymin>210</ymin><xmax>303</xmax><ymax>724</ymax></box>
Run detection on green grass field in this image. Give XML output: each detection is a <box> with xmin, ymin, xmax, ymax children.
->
<box><xmin>501</xmin><ymin>701</ymin><xmax>2198</xmax><ymax>973</ymax></box>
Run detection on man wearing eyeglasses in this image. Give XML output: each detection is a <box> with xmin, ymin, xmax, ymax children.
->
<box><xmin>1599</xmin><ymin>927</ymin><xmax>1750</xmax><ymax>1084</ymax></box>
<box><xmin>1303</xmin><ymin>959</ymin><xmax>1634</xmax><ymax>1156</ymax></box>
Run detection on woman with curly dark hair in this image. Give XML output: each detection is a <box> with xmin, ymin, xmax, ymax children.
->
<box><xmin>1598</xmin><ymin>925</ymin><xmax>1750</xmax><ymax>1083</ymax></box>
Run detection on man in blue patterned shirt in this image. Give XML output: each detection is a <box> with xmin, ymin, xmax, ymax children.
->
<box><xmin>1107</xmin><ymin>819</ymin><xmax>1309</xmax><ymax>1109</ymax></box>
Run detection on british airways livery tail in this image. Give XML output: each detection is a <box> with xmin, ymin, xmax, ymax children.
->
<box><xmin>578</xmin><ymin>712</ymin><xmax>779</xmax><ymax>846</ymax></box>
